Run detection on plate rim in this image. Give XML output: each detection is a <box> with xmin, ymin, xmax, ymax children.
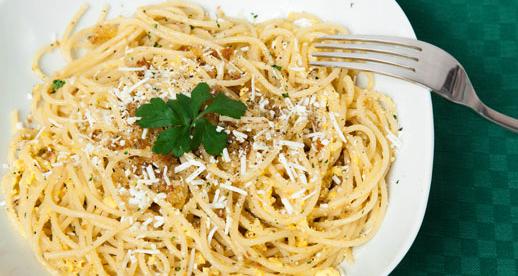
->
<box><xmin>380</xmin><ymin>1</ymin><xmax>434</xmax><ymax>275</ymax></box>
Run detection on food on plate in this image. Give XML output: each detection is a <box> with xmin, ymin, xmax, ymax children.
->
<box><xmin>1</xmin><ymin>1</ymin><xmax>400</xmax><ymax>275</ymax></box>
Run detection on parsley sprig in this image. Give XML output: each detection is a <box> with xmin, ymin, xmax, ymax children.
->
<box><xmin>51</xmin><ymin>79</ymin><xmax>65</xmax><ymax>93</ymax></box>
<box><xmin>136</xmin><ymin>82</ymin><xmax>247</xmax><ymax>157</ymax></box>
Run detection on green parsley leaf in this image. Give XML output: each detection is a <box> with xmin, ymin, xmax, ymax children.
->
<box><xmin>272</xmin><ymin>64</ymin><xmax>282</xmax><ymax>71</ymax></box>
<box><xmin>251</xmin><ymin>12</ymin><xmax>258</xmax><ymax>19</ymax></box>
<box><xmin>282</xmin><ymin>93</ymin><xmax>289</xmax><ymax>98</ymax></box>
<box><xmin>52</xmin><ymin>79</ymin><xmax>65</xmax><ymax>91</ymax></box>
<box><xmin>167</xmin><ymin>95</ymin><xmax>193</xmax><ymax>126</ymax></box>
<box><xmin>138</xmin><ymin>82</ymin><xmax>247</xmax><ymax>157</ymax></box>
<box><xmin>194</xmin><ymin>118</ymin><xmax>227</xmax><ymax>156</ymax></box>
<box><xmin>152</xmin><ymin>126</ymin><xmax>191</xmax><ymax>157</ymax></box>
<box><xmin>136</xmin><ymin>98</ymin><xmax>179</xmax><ymax>128</ymax></box>
<box><xmin>189</xmin><ymin>82</ymin><xmax>212</xmax><ymax>115</ymax></box>
<box><xmin>202</xmin><ymin>93</ymin><xmax>247</xmax><ymax>119</ymax></box>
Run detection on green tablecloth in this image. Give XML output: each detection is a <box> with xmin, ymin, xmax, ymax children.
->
<box><xmin>393</xmin><ymin>0</ymin><xmax>518</xmax><ymax>275</ymax></box>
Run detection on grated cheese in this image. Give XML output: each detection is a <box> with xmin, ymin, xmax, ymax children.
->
<box><xmin>141</xmin><ymin>129</ymin><xmax>148</xmax><ymax>139</ymax></box>
<box><xmin>224</xmin><ymin>215</ymin><xmax>232</xmax><ymax>235</ymax></box>
<box><xmin>153</xmin><ymin>193</ymin><xmax>167</xmax><ymax>203</ymax></box>
<box><xmin>222</xmin><ymin>148</ymin><xmax>231</xmax><ymax>162</ymax></box>
<box><xmin>332</xmin><ymin>175</ymin><xmax>342</xmax><ymax>185</ymax></box>
<box><xmin>290</xmin><ymin>188</ymin><xmax>306</xmax><ymax>199</ymax></box>
<box><xmin>163</xmin><ymin>166</ymin><xmax>171</xmax><ymax>186</ymax></box>
<box><xmin>126</xmin><ymin>77</ymin><xmax>150</xmax><ymax>94</ymax></box>
<box><xmin>232</xmin><ymin>130</ymin><xmax>248</xmax><ymax>142</ymax></box>
<box><xmin>278</xmin><ymin>140</ymin><xmax>305</xmax><ymax>149</ymax></box>
<box><xmin>207</xmin><ymin>226</ymin><xmax>218</xmax><ymax>244</ymax></box>
<box><xmin>306</xmin><ymin>132</ymin><xmax>325</xmax><ymax>140</ymax></box>
<box><xmin>190</xmin><ymin>180</ymin><xmax>205</xmax><ymax>186</ymax></box>
<box><xmin>146</xmin><ymin>165</ymin><xmax>156</xmax><ymax>181</ymax></box>
<box><xmin>240</xmin><ymin>154</ymin><xmax>247</xmax><ymax>177</ymax></box>
<box><xmin>329</xmin><ymin>113</ymin><xmax>347</xmax><ymax>143</ymax></box>
<box><xmin>299</xmin><ymin>173</ymin><xmax>308</xmax><ymax>185</ymax></box>
<box><xmin>289</xmin><ymin>162</ymin><xmax>308</xmax><ymax>172</ymax></box>
<box><xmin>278</xmin><ymin>153</ymin><xmax>296</xmax><ymax>182</ymax></box>
<box><xmin>302</xmin><ymin>190</ymin><xmax>317</xmax><ymax>201</ymax></box>
<box><xmin>251</xmin><ymin>76</ymin><xmax>256</xmax><ymax>100</ymax></box>
<box><xmin>281</xmin><ymin>198</ymin><xmax>294</xmax><ymax>215</ymax></box>
<box><xmin>153</xmin><ymin>216</ymin><xmax>165</xmax><ymax>228</ymax></box>
<box><xmin>126</xmin><ymin>117</ymin><xmax>141</xmax><ymax>125</ymax></box>
<box><xmin>186</xmin><ymin>166</ymin><xmax>206</xmax><ymax>183</ymax></box>
<box><xmin>220</xmin><ymin>183</ymin><xmax>247</xmax><ymax>196</ymax></box>
<box><xmin>175</xmin><ymin>160</ymin><xmax>195</xmax><ymax>173</ymax></box>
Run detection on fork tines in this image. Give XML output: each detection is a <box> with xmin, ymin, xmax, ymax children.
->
<box><xmin>310</xmin><ymin>34</ymin><xmax>422</xmax><ymax>78</ymax></box>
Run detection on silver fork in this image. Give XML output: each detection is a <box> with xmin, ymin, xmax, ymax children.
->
<box><xmin>310</xmin><ymin>34</ymin><xmax>518</xmax><ymax>133</ymax></box>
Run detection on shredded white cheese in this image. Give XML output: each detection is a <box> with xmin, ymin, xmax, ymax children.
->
<box><xmin>141</xmin><ymin>128</ymin><xmax>148</xmax><ymax>139</ymax></box>
<box><xmin>329</xmin><ymin>113</ymin><xmax>347</xmax><ymax>143</ymax></box>
<box><xmin>281</xmin><ymin>198</ymin><xmax>294</xmax><ymax>215</ymax></box>
<box><xmin>153</xmin><ymin>216</ymin><xmax>165</xmax><ymax>228</ymax></box>
<box><xmin>232</xmin><ymin>130</ymin><xmax>248</xmax><ymax>142</ymax></box>
<box><xmin>163</xmin><ymin>166</ymin><xmax>171</xmax><ymax>186</ymax></box>
<box><xmin>207</xmin><ymin>226</ymin><xmax>218</xmax><ymax>244</ymax></box>
<box><xmin>290</xmin><ymin>188</ymin><xmax>307</xmax><ymax>199</ymax></box>
<box><xmin>278</xmin><ymin>140</ymin><xmax>305</xmax><ymax>149</ymax></box>
<box><xmin>175</xmin><ymin>160</ymin><xmax>196</xmax><ymax>173</ymax></box>
<box><xmin>302</xmin><ymin>190</ymin><xmax>317</xmax><ymax>201</ymax></box>
<box><xmin>219</xmin><ymin>183</ymin><xmax>247</xmax><ymax>196</ymax></box>
<box><xmin>278</xmin><ymin>153</ymin><xmax>296</xmax><ymax>182</ymax></box>
<box><xmin>186</xmin><ymin>166</ymin><xmax>206</xmax><ymax>183</ymax></box>
<box><xmin>146</xmin><ymin>165</ymin><xmax>156</xmax><ymax>181</ymax></box>
<box><xmin>240</xmin><ymin>154</ymin><xmax>247</xmax><ymax>177</ymax></box>
<box><xmin>222</xmin><ymin>148</ymin><xmax>231</xmax><ymax>162</ymax></box>
<box><xmin>251</xmin><ymin>76</ymin><xmax>256</xmax><ymax>100</ymax></box>
<box><xmin>224</xmin><ymin>215</ymin><xmax>232</xmax><ymax>235</ymax></box>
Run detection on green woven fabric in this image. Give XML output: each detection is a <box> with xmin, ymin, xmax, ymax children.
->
<box><xmin>393</xmin><ymin>0</ymin><xmax>518</xmax><ymax>275</ymax></box>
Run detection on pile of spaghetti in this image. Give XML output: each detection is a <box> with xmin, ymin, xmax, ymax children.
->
<box><xmin>1</xmin><ymin>1</ymin><xmax>400</xmax><ymax>275</ymax></box>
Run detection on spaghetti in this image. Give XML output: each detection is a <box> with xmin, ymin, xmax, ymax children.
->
<box><xmin>2</xmin><ymin>1</ymin><xmax>400</xmax><ymax>275</ymax></box>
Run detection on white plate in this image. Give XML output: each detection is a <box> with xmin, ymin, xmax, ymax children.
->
<box><xmin>0</xmin><ymin>0</ymin><xmax>434</xmax><ymax>275</ymax></box>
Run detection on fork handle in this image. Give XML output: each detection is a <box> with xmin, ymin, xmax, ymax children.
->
<box><xmin>473</xmin><ymin>101</ymin><xmax>518</xmax><ymax>133</ymax></box>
